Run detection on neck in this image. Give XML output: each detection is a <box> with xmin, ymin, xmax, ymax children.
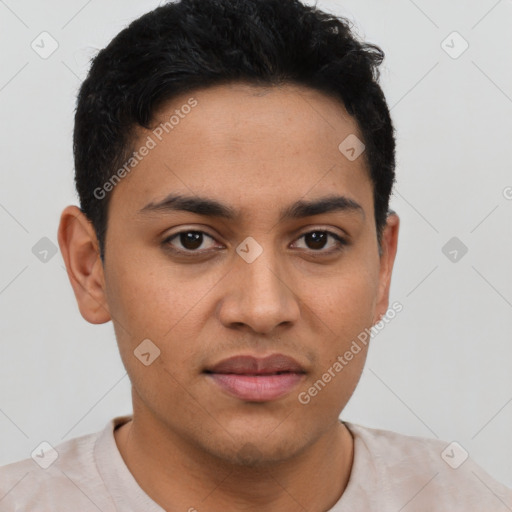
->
<box><xmin>115</xmin><ymin>408</ymin><xmax>354</xmax><ymax>511</ymax></box>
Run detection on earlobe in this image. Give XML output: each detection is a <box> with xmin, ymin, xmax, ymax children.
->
<box><xmin>57</xmin><ymin>205</ymin><xmax>111</xmax><ymax>324</ymax></box>
<box><xmin>373</xmin><ymin>212</ymin><xmax>400</xmax><ymax>324</ymax></box>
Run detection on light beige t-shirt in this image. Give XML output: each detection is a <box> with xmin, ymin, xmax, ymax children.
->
<box><xmin>1</xmin><ymin>415</ymin><xmax>511</xmax><ymax>511</ymax></box>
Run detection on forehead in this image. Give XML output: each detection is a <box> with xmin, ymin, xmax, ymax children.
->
<box><xmin>109</xmin><ymin>83</ymin><xmax>373</xmax><ymax>221</ymax></box>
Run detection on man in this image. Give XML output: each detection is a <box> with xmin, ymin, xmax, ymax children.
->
<box><xmin>1</xmin><ymin>0</ymin><xmax>510</xmax><ymax>510</ymax></box>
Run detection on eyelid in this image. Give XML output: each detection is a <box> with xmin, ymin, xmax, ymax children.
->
<box><xmin>293</xmin><ymin>225</ymin><xmax>349</xmax><ymax>240</ymax></box>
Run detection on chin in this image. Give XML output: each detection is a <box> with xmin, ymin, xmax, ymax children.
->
<box><xmin>198</xmin><ymin>421</ymin><xmax>314</xmax><ymax>468</ymax></box>
<box><xmin>210</xmin><ymin>440</ymin><xmax>304</xmax><ymax>468</ymax></box>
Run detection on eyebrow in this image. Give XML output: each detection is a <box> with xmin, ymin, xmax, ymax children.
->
<box><xmin>138</xmin><ymin>193</ymin><xmax>365</xmax><ymax>222</ymax></box>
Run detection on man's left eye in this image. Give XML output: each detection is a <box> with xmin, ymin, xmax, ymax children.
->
<box><xmin>292</xmin><ymin>230</ymin><xmax>347</xmax><ymax>252</ymax></box>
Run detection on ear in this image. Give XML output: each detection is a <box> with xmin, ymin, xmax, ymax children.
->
<box><xmin>373</xmin><ymin>212</ymin><xmax>400</xmax><ymax>324</ymax></box>
<box><xmin>57</xmin><ymin>205</ymin><xmax>111</xmax><ymax>324</ymax></box>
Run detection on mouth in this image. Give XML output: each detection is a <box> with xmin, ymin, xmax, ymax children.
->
<box><xmin>204</xmin><ymin>353</ymin><xmax>306</xmax><ymax>402</ymax></box>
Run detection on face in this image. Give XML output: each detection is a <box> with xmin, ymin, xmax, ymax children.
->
<box><xmin>60</xmin><ymin>83</ymin><xmax>399</xmax><ymax>466</ymax></box>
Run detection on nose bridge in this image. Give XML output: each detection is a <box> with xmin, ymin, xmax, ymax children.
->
<box><xmin>244</xmin><ymin>247</ymin><xmax>284</xmax><ymax>298</ymax></box>
<box><xmin>219</xmin><ymin>236</ymin><xmax>300</xmax><ymax>333</ymax></box>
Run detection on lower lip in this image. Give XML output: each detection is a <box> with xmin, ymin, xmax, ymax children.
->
<box><xmin>208</xmin><ymin>373</ymin><xmax>304</xmax><ymax>401</ymax></box>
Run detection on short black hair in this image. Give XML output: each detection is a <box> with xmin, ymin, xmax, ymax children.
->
<box><xmin>73</xmin><ymin>0</ymin><xmax>396</xmax><ymax>262</ymax></box>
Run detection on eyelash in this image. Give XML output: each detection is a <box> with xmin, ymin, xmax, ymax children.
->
<box><xmin>161</xmin><ymin>229</ymin><xmax>348</xmax><ymax>257</ymax></box>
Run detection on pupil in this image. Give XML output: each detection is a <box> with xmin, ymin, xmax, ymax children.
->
<box><xmin>306</xmin><ymin>232</ymin><xmax>327</xmax><ymax>250</ymax></box>
<box><xmin>181</xmin><ymin>231</ymin><xmax>202</xmax><ymax>250</ymax></box>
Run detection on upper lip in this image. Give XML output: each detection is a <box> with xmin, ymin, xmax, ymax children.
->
<box><xmin>205</xmin><ymin>353</ymin><xmax>306</xmax><ymax>375</ymax></box>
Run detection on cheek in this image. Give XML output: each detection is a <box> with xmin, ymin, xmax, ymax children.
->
<box><xmin>296</xmin><ymin>275</ymin><xmax>375</xmax><ymax>415</ymax></box>
<box><xmin>105</xmin><ymin>256</ymin><xmax>205</xmax><ymax>337</ymax></box>
<box><xmin>311</xmin><ymin>269</ymin><xmax>377</xmax><ymax>342</ymax></box>
<box><xmin>104</xmin><ymin>257</ymin><xmax>224</xmax><ymax>385</ymax></box>
<box><xmin>299</xmin><ymin>273</ymin><xmax>376</xmax><ymax>406</ymax></box>
<box><xmin>104</xmin><ymin>264</ymin><xmax>203</xmax><ymax>416</ymax></box>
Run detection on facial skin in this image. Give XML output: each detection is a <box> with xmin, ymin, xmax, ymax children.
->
<box><xmin>58</xmin><ymin>83</ymin><xmax>399</xmax><ymax>511</ymax></box>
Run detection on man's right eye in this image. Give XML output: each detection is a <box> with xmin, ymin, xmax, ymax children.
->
<box><xmin>162</xmin><ymin>230</ymin><xmax>221</xmax><ymax>254</ymax></box>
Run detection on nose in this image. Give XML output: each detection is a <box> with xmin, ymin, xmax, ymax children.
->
<box><xmin>217</xmin><ymin>244</ymin><xmax>300</xmax><ymax>334</ymax></box>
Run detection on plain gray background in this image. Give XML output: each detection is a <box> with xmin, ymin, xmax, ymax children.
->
<box><xmin>1</xmin><ymin>0</ymin><xmax>511</xmax><ymax>488</ymax></box>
